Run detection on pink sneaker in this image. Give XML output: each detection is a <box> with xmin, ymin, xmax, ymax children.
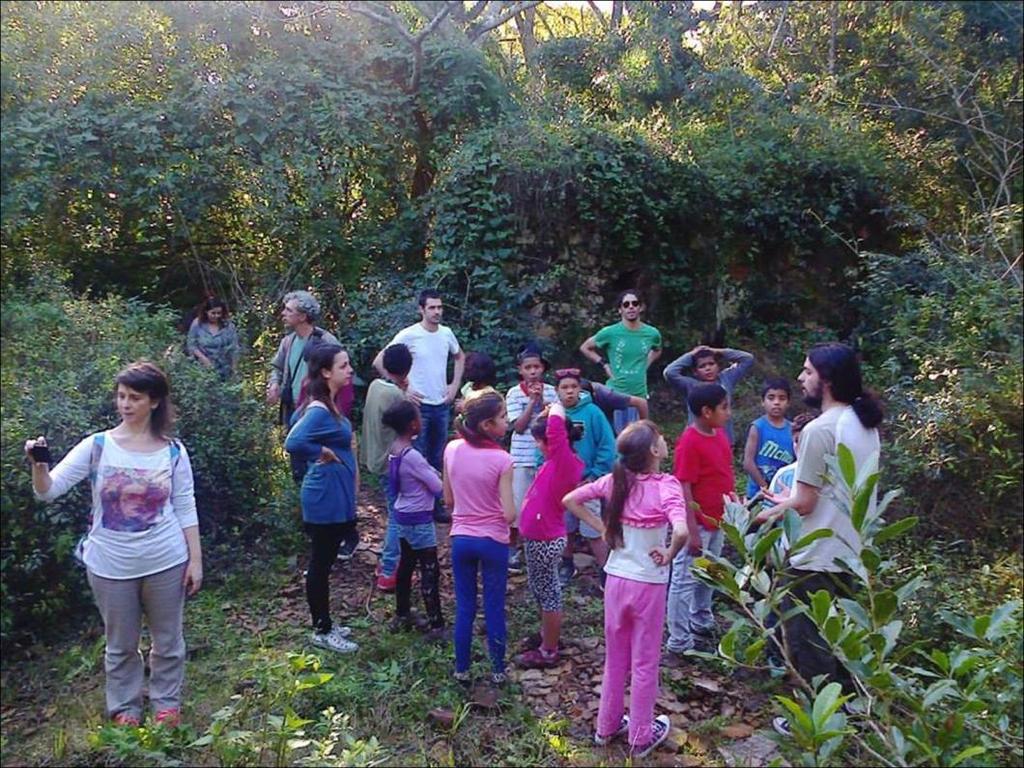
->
<box><xmin>153</xmin><ymin>708</ymin><xmax>181</xmax><ymax>727</ymax></box>
<box><xmin>515</xmin><ymin>647</ymin><xmax>561</xmax><ymax>669</ymax></box>
<box><xmin>112</xmin><ymin>712</ymin><xmax>141</xmax><ymax>727</ymax></box>
<box><xmin>376</xmin><ymin>571</ymin><xmax>397</xmax><ymax>592</ymax></box>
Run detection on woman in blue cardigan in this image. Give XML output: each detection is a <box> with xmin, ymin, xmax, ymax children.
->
<box><xmin>285</xmin><ymin>343</ymin><xmax>360</xmax><ymax>654</ymax></box>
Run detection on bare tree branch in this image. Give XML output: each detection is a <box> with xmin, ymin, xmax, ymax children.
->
<box><xmin>464</xmin><ymin>0</ymin><xmax>490</xmax><ymax>22</ymax></box>
<box><xmin>347</xmin><ymin>2</ymin><xmax>414</xmax><ymax>43</ymax></box>
<box><xmin>586</xmin><ymin>0</ymin><xmax>608</xmax><ymax>31</ymax></box>
<box><xmin>415</xmin><ymin>3</ymin><xmax>453</xmax><ymax>43</ymax></box>
<box><xmin>766</xmin><ymin>1</ymin><xmax>788</xmax><ymax>58</ymax></box>
<box><xmin>346</xmin><ymin>2</ymin><xmax>453</xmax><ymax>92</ymax></box>
<box><xmin>468</xmin><ymin>1</ymin><xmax>543</xmax><ymax>43</ymax></box>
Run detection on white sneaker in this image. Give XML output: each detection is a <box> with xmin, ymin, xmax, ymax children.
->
<box><xmin>594</xmin><ymin>714</ymin><xmax>630</xmax><ymax>746</ymax></box>
<box><xmin>632</xmin><ymin>715</ymin><xmax>670</xmax><ymax>758</ymax></box>
<box><xmin>771</xmin><ymin>716</ymin><xmax>793</xmax><ymax>738</ymax></box>
<box><xmin>311</xmin><ymin>626</ymin><xmax>358</xmax><ymax>653</ymax></box>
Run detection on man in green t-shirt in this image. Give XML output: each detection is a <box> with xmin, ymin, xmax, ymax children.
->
<box><xmin>580</xmin><ymin>289</ymin><xmax>663</xmax><ymax>433</ymax></box>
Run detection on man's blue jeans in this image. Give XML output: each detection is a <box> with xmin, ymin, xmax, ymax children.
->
<box><xmin>613</xmin><ymin>405</ymin><xmax>639</xmax><ymax>435</ymax></box>
<box><xmin>414</xmin><ymin>402</ymin><xmax>450</xmax><ymax>472</ymax></box>
<box><xmin>378</xmin><ymin>474</ymin><xmax>400</xmax><ymax>578</ymax></box>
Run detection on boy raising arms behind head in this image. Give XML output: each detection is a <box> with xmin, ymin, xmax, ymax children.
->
<box><xmin>663</xmin><ymin>344</ymin><xmax>754</xmax><ymax>442</ymax></box>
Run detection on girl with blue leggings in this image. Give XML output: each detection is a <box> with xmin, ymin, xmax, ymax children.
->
<box><xmin>442</xmin><ymin>393</ymin><xmax>516</xmax><ymax>687</ymax></box>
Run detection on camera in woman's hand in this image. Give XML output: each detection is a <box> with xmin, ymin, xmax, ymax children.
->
<box><xmin>25</xmin><ymin>436</ymin><xmax>51</xmax><ymax>465</ymax></box>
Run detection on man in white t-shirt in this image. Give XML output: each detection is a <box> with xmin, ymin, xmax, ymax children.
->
<box><xmin>373</xmin><ymin>290</ymin><xmax>465</xmax><ymax>522</ymax></box>
<box><xmin>755</xmin><ymin>343</ymin><xmax>883</xmax><ymax>716</ymax></box>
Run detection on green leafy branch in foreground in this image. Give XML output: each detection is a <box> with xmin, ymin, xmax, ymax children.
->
<box><xmin>693</xmin><ymin>445</ymin><xmax>1023</xmax><ymax>767</ymax></box>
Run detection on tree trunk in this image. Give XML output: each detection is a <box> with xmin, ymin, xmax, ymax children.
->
<box><xmin>515</xmin><ymin>5</ymin><xmax>536</xmax><ymax>70</ymax></box>
<box><xmin>611</xmin><ymin>0</ymin><xmax>623</xmax><ymax>30</ymax></box>
<box><xmin>828</xmin><ymin>2</ymin><xmax>837</xmax><ymax>76</ymax></box>
<box><xmin>411</xmin><ymin>107</ymin><xmax>434</xmax><ymax>199</ymax></box>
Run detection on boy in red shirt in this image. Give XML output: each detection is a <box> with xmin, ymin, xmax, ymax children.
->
<box><xmin>666</xmin><ymin>383</ymin><xmax>737</xmax><ymax>657</ymax></box>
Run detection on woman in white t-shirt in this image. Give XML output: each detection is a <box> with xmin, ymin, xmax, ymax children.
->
<box><xmin>25</xmin><ymin>361</ymin><xmax>202</xmax><ymax>729</ymax></box>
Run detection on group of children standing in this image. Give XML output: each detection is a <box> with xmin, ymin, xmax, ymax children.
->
<box><xmin>333</xmin><ymin>340</ymin><xmax>799</xmax><ymax>759</ymax></box>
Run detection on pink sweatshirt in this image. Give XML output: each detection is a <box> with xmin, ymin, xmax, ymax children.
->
<box><xmin>519</xmin><ymin>413</ymin><xmax>584</xmax><ymax>541</ymax></box>
<box><xmin>566</xmin><ymin>472</ymin><xmax>687</xmax><ymax>584</ymax></box>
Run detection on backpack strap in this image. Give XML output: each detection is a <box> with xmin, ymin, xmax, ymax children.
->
<box><xmin>89</xmin><ymin>433</ymin><xmax>106</xmax><ymax>484</ymax></box>
<box><xmin>89</xmin><ymin>433</ymin><xmax>181</xmax><ymax>485</ymax></box>
<box><xmin>387</xmin><ymin>446</ymin><xmax>413</xmax><ymax>498</ymax></box>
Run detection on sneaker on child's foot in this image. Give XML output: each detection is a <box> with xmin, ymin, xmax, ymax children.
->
<box><xmin>336</xmin><ymin>537</ymin><xmax>359</xmax><ymax>562</ymax></box>
<box><xmin>557</xmin><ymin>559</ymin><xmax>577</xmax><ymax>588</ymax></box>
<box><xmin>594</xmin><ymin>715</ymin><xmax>630</xmax><ymax>746</ymax></box>
<box><xmin>632</xmin><ymin>715</ymin><xmax>670</xmax><ymax>758</ymax></box>
<box><xmin>771</xmin><ymin>716</ymin><xmax>793</xmax><ymax>738</ymax></box>
<box><xmin>376</xmin><ymin>571</ymin><xmax>397</xmax><ymax>592</ymax></box>
<box><xmin>490</xmin><ymin>671</ymin><xmax>507</xmax><ymax>687</ymax></box>
<box><xmin>516</xmin><ymin>647</ymin><xmax>560</xmax><ymax>669</ymax></box>
<box><xmin>153</xmin><ymin>708</ymin><xmax>181</xmax><ymax>727</ymax></box>
<box><xmin>453</xmin><ymin>670</ymin><xmax>472</xmax><ymax>689</ymax></box>
<box><xmin>311</xmin><ymin>626</ymin><xmax>359</xmax><ymax>653</ymax></box>
<box><xmin>112</xmin><ymin>712</ymin><xmax>141</xmax><ymax>727</ymax></box>
<box><xmin>507</xmin><ymin>549</ymin><xmax>524</xmax><ymax>574</ymax></box>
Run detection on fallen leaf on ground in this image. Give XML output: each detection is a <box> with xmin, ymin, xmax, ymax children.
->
<box><xmin>720</xmin><ymin>722</ymin><xmax>754</xmax><ymax>739</ymax></box>
<box><xmin>427</xmin><ymin>708</ymin><xmax>455</xmax><ymax>728</ymax></box>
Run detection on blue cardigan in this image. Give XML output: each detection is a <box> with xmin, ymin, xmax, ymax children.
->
<box><xmin>285</xmin><ymin>403</ymin><xmax>356</xmax><ymax>524</ymax></box>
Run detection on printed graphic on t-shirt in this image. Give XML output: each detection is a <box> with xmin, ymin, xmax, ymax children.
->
<box><xmin>99</xmin><ymin>466</ymin><xmax>170</xmax><ymax>532</ymax></box>
<box><xmin>757</xmin><ymin>439</ymin><xmax>795</xmax><ymax>482</ymax></box>
<box><xmin>610</xmin><ymin>338</ymin><xmax>653</xmax><ymax>377</ymax></box>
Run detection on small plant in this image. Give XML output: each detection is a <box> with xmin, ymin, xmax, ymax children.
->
<box><xmin>190</xmin><ymin>650</ymin><xmax>387</xmax><ymax>767</ymax></box>
<box><xmin>87</xmin><ymin>720</ymin><xmax>192</xmax><ymax>767</ymax></box>
<box><xmin>695</xmin><ymin>446</ymin><xmax>1024</xmax><ymax>766</ymax></box>
<box><xmin>295</xmin><ymin>706</ymin><xmax>387</xmax><ymax>767</ymax></box>
<box><xmin>539</xmin><ymin>713</ymin><xmax>581</xmax><ymax>761</ymax></box>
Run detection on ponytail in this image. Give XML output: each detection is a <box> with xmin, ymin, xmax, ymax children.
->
<box><xmin>807</xmin><ymin>342</ymin><xmax>884</xmax><ymax>429</ymax></box>
<box><xmin>455</xmin><ymin>392</ymin><xmax>505</xmax><ymax>449</ymax></box>
<box><xmin>605</xmin><ymin>419</ymin><xmax>663</xmax><ymax>550</ymax></box>
<box><xmin>605</xmin><ymin>462</ymin><xmax>633</xmax><ymax>549</ymax></box>
<box><xmin>852</xmin><ymin>392</ymin><xmax>884</xmax><ymax>429</ymax></box>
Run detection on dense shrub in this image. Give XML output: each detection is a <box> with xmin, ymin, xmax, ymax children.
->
<box><xmin>425</xmin><ymin>117</ymin><xmax>714</xmax><ymax>365</ymax></box>
<box><xmin>858</xmin><ymin>245</ymin><xmax>1023</xmax><ymax>544</ymax></box>
<box><xmin>0</xmin><ymin>278</ymin><xmax>288</xmax><ymax>650</ymax></box>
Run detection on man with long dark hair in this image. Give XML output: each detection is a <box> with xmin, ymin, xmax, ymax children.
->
<box><xmin>756</xmin><ymin>342</ymin><xmax>884</xmax><ymax>737</ymax></box>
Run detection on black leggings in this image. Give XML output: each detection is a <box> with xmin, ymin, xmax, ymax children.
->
<box><xmin>305</xmin><ymin>521</ymin><xmax>357</xmax><ymax>634</ymax></box>
<box><xmin>396</xmin><ymin>540</ymin><xmax>443</xmax><ymax>628</ymax></box>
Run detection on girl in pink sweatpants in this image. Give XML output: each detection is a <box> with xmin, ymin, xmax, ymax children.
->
<box><xmin>563</xmin><ymin>420</ymin><xmax>689</xmax><ymax>759</ymax></box>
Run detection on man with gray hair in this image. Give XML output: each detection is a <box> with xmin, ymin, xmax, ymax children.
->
<box><xmin>267</xmin><ymin>290</ymin><xmax>340</xmax><ymax>481</ymax></box>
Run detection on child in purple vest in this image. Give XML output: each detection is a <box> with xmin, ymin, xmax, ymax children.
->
<box><xmin>383</xmin><ymin>400</ymin><xmax>445</xmax><ymax>640</ymax></box>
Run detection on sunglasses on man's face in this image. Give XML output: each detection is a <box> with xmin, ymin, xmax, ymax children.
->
<box><xmin>621</xmin><ymin>300</ymin><xmax>641</xmax><ymax>308</ymax></box>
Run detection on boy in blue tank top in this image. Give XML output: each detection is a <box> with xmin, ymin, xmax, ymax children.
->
<box><xmin>742</xmin><ymin>378</ymin><xmax>795</xmax><ymax>499</ymax></box>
